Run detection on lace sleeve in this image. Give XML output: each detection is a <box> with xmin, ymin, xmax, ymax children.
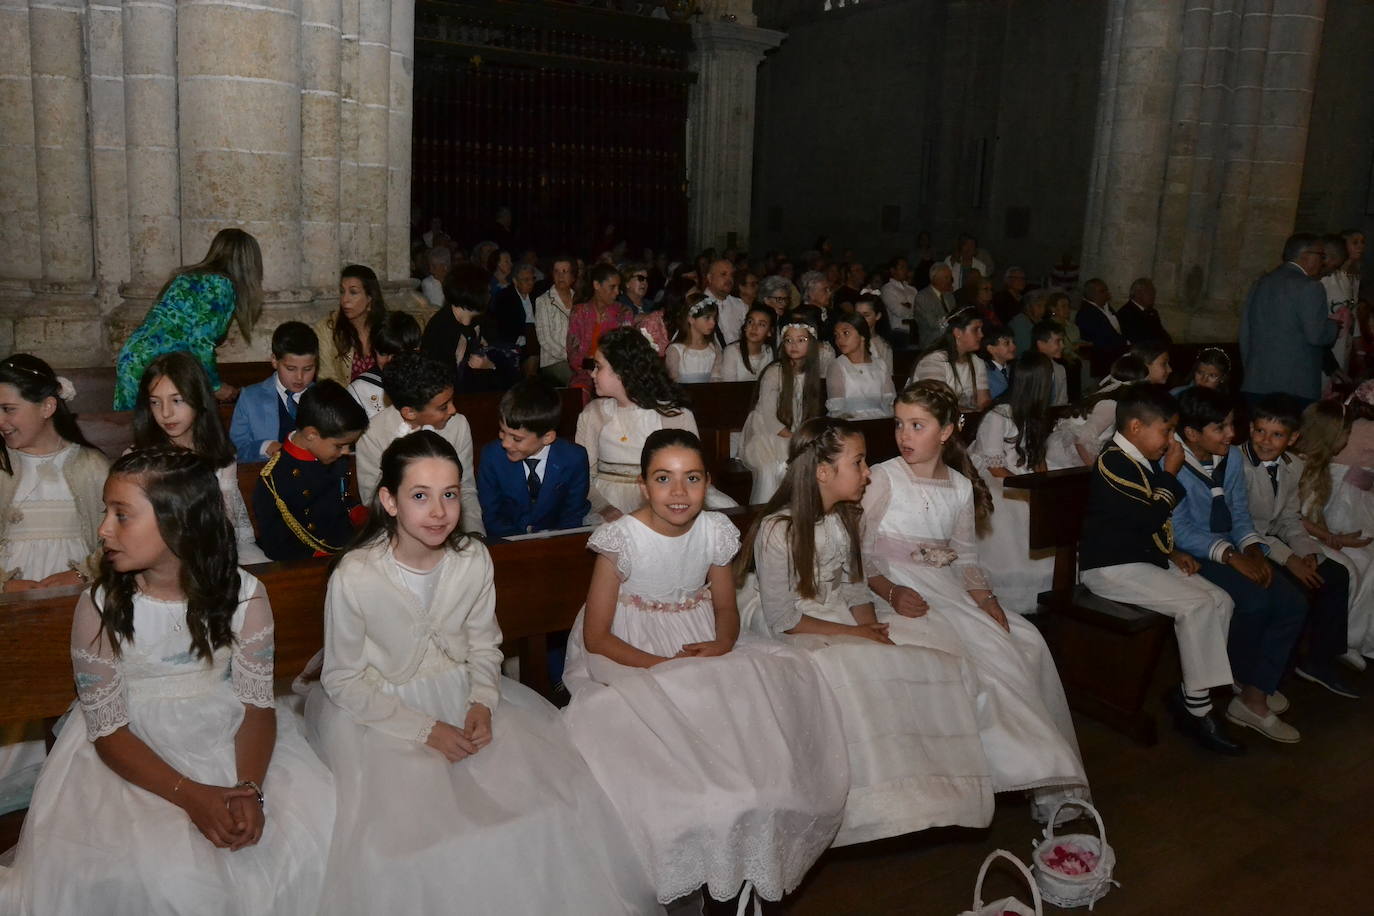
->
<box><xmin>706</xmin><ymin>512</ymin><xmax>742</xmax><ymax>567</ymax></box>
<box><xmin>824</xmin><ymin>358</ymin><xmax>849</xmax><ymax>416</ymax></box>
<box><xmin>950</xmin><ymin>479</ymin><xmax>993</xmax><ymax>591</ymax></box>
<box><xmin>859</xmin><ymin>466</ymin><xmax>893</xmax><ymax>578</ymax></box>
<box><xmin>665</xmin><ymin>343</ymin><xmax>685</xmax><ymax>381</ymax></box>
<box><xmin>219</xmin><ymin>466</ymin><xmax>268</xmax><ymax>565</ymax></box>
<box><xmin>588</xmin><ymin>519</ymin><xmax>633</xmax><ymax>581</ymax></box>
<box><xmin>71</xmin><ymin>591</ymin><xmax>128</xmax><ymax>740</ymax></box>
<box><xmin>971</xmin><ymin>410</ymin><xmax>1007</xmax><ymax>470</ymax></box>
<box><xmin>753</xmin><ymin>516</ymin><xmax>806</xmax><ymax>636</ymax></box>
<box><xmin>747</xmin><ymin>365</ymin><xmax>787</xmax><ymax>438</ymax></box>
<box><xmin>231</xmin><ymin>583</ymin><xmax>276</xmax><ymax>708</ymax></box>
<box><xmin>1076</xmin><ymin>399</ymin><xmax>1116</xmax><ymax>450</ymax></box>
<box><xmin>913</xmin><ymin>353</ymin><xmax>948</xmax><ymax>384</ymax></box>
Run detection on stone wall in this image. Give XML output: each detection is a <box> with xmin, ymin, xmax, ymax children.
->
<box><xmin>0</xmin><ymin>0</ymin><xmax>415</xmax><ymax>369</ymax></box>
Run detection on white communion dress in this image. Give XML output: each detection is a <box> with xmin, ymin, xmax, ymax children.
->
<box><xmin>0</xmin><ymin>572</ymin><xmax>335</xmax><ymax>915</ymax></box>
<box><xmin>741</xmin><ymin>511</ymin><xmax>994</xmax><ymax>846</ymax></box>
<box><xmin>861</xmin><ymin>458</ymin><xmax>1088</xmax><ymax>820</ymax></box>
<box><xmin>968</xmin><ymin>405</ymin><xmax>1057</xmax><ymax>613</ymax></box>
<box><xmin>304</xmin><ymin>539</ymin><xmax>661</xmax><ymax>916</ymax></box>
<box><xmin>741</xmin><ymin>363</ymin><xmax>813</xmax><ymax>505</ymax></box>
<box><xmin>665</xmin><ymin>342</ymin><xmax>720</xmax><ymax>383</ymax></box>
<box><xmin>561</xmin><ymin>511</ymin><xmax>849</xmax><ymax>904</ymax></box>
<box><xmin>824</xmin><ymin>354</ymin><xmax>895</xmax><ymax>420</ymax></box>
<box><xmin>576</xmin><ymin>397</ymin><xmax>737</xmax><ymax>519</ymax></box>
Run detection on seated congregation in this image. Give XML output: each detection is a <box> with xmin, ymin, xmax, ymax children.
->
<box><xmin>0</xmin><ymin>225</ymin><xmax>1369</xmax><ymax>914</ymax></box>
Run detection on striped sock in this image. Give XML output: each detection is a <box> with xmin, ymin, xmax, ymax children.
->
<box><xmin>1182</xmin><ymin>687</ymin><xmax>1212</xmax><ymax>717</ymax></box>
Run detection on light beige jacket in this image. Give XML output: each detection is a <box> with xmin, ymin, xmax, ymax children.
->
<box><xmin>0</xmin><ymin>444</ymin><xmax>109</xmax><ymax>584</ymax></box>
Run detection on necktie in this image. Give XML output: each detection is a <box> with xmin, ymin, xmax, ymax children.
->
<box><xmin>1204</xmin><ymin>455</ymin><xmax>1232</xmax><ymax>533</ymax></box>
<box><xmin>525</xmin><ymin>458</ymin><xmax>541</xmax><ymax>502</ymax></box>
<box><xmin>1264</xmin><ymin>462</ymin><xmax>1279</xmax><ymax>496</ymax></box>
<box><xmin>285</xmin><ymin>393</ymin><xmax>297</xmax><ymax>419</ymax></box>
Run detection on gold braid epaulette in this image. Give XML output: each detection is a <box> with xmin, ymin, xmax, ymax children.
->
<box><xmin>1098</xmin><ymin>446</ymin><xmax>1175</xmax><ymax>557</ymax></box>
<box><xmin>259</xmin><ymin>451</ymin><xmax>343</xmax><ymax>555</ymax></box>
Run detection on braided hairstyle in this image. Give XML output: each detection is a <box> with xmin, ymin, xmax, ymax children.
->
<box><xmin>95</xmin><ymin>448</ymin><xmax>240</xmax><ymax>660</ymax></box>
<box><xmin>896</xmin><ymin>379</ymin><xmax>993</xmax><ymax>535</ymax></box>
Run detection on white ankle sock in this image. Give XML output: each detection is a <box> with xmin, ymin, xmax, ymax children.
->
<box><xmin>1182</xmin><ymin>687</ymin><xmax>1212</xmax><ymax>717</ymax></box>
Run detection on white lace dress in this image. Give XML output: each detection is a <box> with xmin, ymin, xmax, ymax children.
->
<box><xmin>741</xmin><ymin>512</ymin><xmax>993</xmax><ymax>846</ymax></box>
<box><xmin>741</xmin><ymin>363</ymin><xmax>811</xmax><ymax>505</ymax></box>
<box><xmin>304</xmin><ymin>541</ymin><xmax>659</xmax><ymax>916</ymax></box>
<box><xmin>969</xmin><ymin>406</ymin><xmax>1056</xmax><ymax>613</ymax></box>
<box><xmin>824</xmin><ymin>354</ymin><xmax>895</xmax><ymax>419</ymax></box>
<box><xmin>561</xmin><ymin>513</ymin><xmax>849</xmax><ymax>904</ymax></box>
<box><xmin>0</xmin><ymin>573</ymin><xmax>335</xmax><ymax>915</ymax></box>
<box><xmin>665</xmin><ymin>342</ymin><xmax>720</xmax><ymax>384</ymax></box>
<box><xmin>717</xmin><ymin>343</ymin><xmax>773</xmax><ymax>382</ymax></box>
<box><xmin>860</xmin><ymin>459</ymin><xmax>1088</xmax><ymax>820</ymax></box>
<box><xmin>911</xmin><ymin>352</ymin><xmax>987</xmax><ymax>410</ymax></box>
<box><xmin>575</xmin><ymin>398</ymin><xmax>736</xmax><ymax>519</ymax></box>
<box><xmin>1047</xmin><ymin>397</ymin><xmax>1116</xmax><ymax>470</ymax></box>
<box><xmin>215</xmin><ymin>463</ymin><xmax>268</xmax><ymax>566</ymax></box>
<box><xmin>0</xmin><ymin>448</ymin><xmax>88</xmax><ymax>583</ymax></box>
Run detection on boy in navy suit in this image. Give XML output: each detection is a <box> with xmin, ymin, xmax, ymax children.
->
<box><xmin>230</xmin><ymin>321</ymin><xmax>319</xmax><ymax>462</ymax></box>
<box><xmin>477</xmin><ymin>379</ymin><xmax>590</xmax><ymax>538</ymax></box>
<box><xmin>253</xmin><ymin>379</ymin><xmax>369</xmax><ymax>561</ymax></box>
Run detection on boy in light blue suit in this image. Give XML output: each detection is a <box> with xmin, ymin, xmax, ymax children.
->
<box><xmin>230</xmin><ymin>321</ymin><xmax>318</xmax><ymax>462</ymax></box>
<box><xmin>477</xmin><ymin>379</ymin><xmax>590</xmax><ymax>538</ymax></box>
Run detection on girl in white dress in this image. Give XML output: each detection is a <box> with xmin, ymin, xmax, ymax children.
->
<box><xmin>825</xmin><ymin>314</ymin><xmax>896</xmax><ymax>419</ymax></box>
<box><xmin>735</xmin><ymin>418</ymin><xmax>993</xmax><ymax>845</ymax></box>
<box><xmin>129</xmin><ymin>352</ymin><xmax>269</xmax><ymax>565</ymax></box>
<box><xmin>853</xmin><ymin>292</ymin><xmax>895</xmax><ymax>374</ymax></box>
<box><xmin>716</xmin><ymin>304</ymin><xmax>776</xmax><ymax>382</ymax></box>
<box><xmin>304</xmin><ymin>431</ymin><xmax>659</xmax><ymax>915</ymax></box>
<box><xmin>741</xmin><ymin>315</ymin><xmax>825</xmax><ymax>504</ymax></box>
<box><xmin>664</xmin><ymin>297</ymin><xmax>721</xmax><ymax>384</ymax></box>
<box><xmin>861</xmin><ymin>380</ymin><xmax>1088</xmax><ymax>823</ymax></box>
<box><xmin>1046</xmin><ymin>352</ymin><xmax>1149</xmax><ymax>469</ymax></box>
<box><xmin>910</xmin><ymin>307</ymin><xmax>991</xmax><ymax>411</ymax></box>
<box><xmin>0</xmin><ymin>447</ymin><xmax>335</xmax><ymax>915</ymax></box>
<box><xmin>562</xmin><ymin>429</ymin><xmax>848</xmax><ymax>907</ymax></box>
<box><xmin>0</xmin><ymin>356</ymin><xmax>109</xmax><ymax>817</ymax></box>
<box><xmin>969</xmin><ymin>353</ymin><xmax>1057</xmax><ymax>613</ymax></box>
<box><xmin>577</xmin><ymin>326</ymin><xmax>735</xmax><ymax>521</ymax></box>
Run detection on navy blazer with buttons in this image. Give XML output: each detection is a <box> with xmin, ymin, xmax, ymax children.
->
<box><xmin>476</xmin><ymin>437</ymin><xmax>591</xmax><ymax>538</ymax></box>
<box><xmin>1076</xmin><ymin>302</ymin><xmax>1127</xmax><ymax>377</ymax></box>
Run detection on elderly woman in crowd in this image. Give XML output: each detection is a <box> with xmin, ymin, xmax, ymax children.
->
<box><xmin>421</xmin><ymin>246</ymin><xmax>451</xmax><ymax>307</ymax></box>
<box><xmin>617</xmin><ymin>262</ymin><xmax>651</xmax><ymax>315</ymax></box>
<box><xmin>759</xmin><ymin>275</ymin><xmax>794</xmax><ymax>319</ymax></box>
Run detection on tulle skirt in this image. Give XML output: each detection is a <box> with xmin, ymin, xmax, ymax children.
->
<box><xmin>304</xmin><ymin>659</ymin><xmax>660</xmax><ymax>916</ymax></box>
<box><xmin>0</xmin><ymin>694</ymin><xmax>333</xmax><ymax>916</ymax></box>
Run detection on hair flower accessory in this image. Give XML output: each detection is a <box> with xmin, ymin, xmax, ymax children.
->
<box><xmin>638</xmin><ymin>326</ymin><xmax>658</xmax><ymax>349</ymax></box>
<box><xmin>55</xmin><ymin>376</ymin><xmax>76</xmax><ymax>402</ymax></box>
<box><xmin>779</xmin><ymin>320</ymin><xmax>816</xmax><ymax>337</ymax></box>
<box><xmin>688</xmin><ymin>300</ymin><xmax>716</xmax><ymax>319</ymax></box>
<box><xmin>911</xmin><ymin>544</ymin><xmax>958</xmax><ymax>567</ymax></box>
<box><xmin>859</xmin><ymin>287</ymin><xmax>883</xmax><ymax>296</ymax></box>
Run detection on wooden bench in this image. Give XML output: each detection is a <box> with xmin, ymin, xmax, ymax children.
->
<box><xmin>683</xmin><ymin>380</ymin><xmax>758</xmax><ymax>504</ymax></box>
<box><xmin>1004</xmin><ymin>466</ymin><xmax>1172</xmax><ymax>746</ymax></box>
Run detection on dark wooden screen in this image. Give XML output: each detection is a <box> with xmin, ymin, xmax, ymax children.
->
<box><xmin>413</xmin><ymin>0</ymin><xmax>695</xmax><ymax>256</ymax></box>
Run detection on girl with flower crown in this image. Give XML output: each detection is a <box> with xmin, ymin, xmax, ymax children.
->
<box><xmin>0</xmin><ymin>355</ymin><xmax>110</xmax><ymax>816</ymax></box>
<box><xmin>910</xmin><ymin>308</ymin><xmax>991</xmax><ymax>411</ymax></box>
<box><xmin>740</xmin><ymin>314</ymin><xmax>826</xmax><ymax>504</ymax></box>
<box><xmin>664</xmin><ymin>294</ymin><xmax>722</xmax><ymax>383</ymax></box>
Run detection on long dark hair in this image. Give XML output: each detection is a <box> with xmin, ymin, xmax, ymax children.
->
<box><xmin>765</xmin><ymin>315</ymin><xmax>824</xmax><ymax>429</ymax></box>
<box><xmin>735</xmin><ymin>418</ymin><xmax>864</xmax><ymax>599</ymax></box>
<box><xmin>95</xmin><ymin>448</ymin><xmax>240</xmax><ymax>660</ymax></box>
<box><xmin>896</xmin><ymin>380</ymin><xmax>993</xmax><ymax>536</ymax></box>
<box><xmin>738</xmin><ymin>304</ymin><xmax>777</xmax><ymax>376</ymax></box>
<box><xmin>335</xmin><ymin>264</ymin><xmax>389</xmax><ymax>363</ymax></box>
<box><xmin>598</xmin><ymin>326</ymin><xmax>687</xmax><ymax>415</ymax></box>
<box><xmin>1005</xmin><ymin>352</ymin><xmax>1054</xmax><ymax>470</ymax></box>
<box><xmin>131</xmin><ymin>352</ymin><xmax>235</xmax><ymax>467</ymax></box>
<box><xmin>340</xmin><ymin>430</ymin><xmax>477</xmax><ymax>562</ymax></box>
<box><xmin>0</xmin><ymin>354</ymin><xmax>100</xmax><ymax>475</ymax></box>
<box><xmin>921</xmin><ymin>307</ymin><xmax>982</xmax><ymax>385</ymax></box>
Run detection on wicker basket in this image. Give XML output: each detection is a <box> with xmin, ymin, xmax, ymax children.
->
<box><xmin>957</xmin><ymin>849</ymin><xmax>1042</xmax><ymax>916</ymax></box>
<box><xmin>1030</xmin><ymin>799</ymin><xmax>1118</xmax><ymax>909</ymax></box>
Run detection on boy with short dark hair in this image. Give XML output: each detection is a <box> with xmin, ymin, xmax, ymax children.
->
<box><xmin>230</xmin><ymin>321</ymin><xmax>319</xmax><ymax>462</ymax></box>
<box><xmin>348</xmin><ymin>311</ymin><xmax>422</xmax><ymax>418</ymax></box>
<box><xmin>253</xmin><ymin>379</ymin><xmax>369</xmax><ymax>560</ymax></box>
<box><xmin>1031</xmin><ymin>319</ymin><xmax>1068</xmax><ymax>407</ymax></box>
<box><xmin>1240</xmin><ymin>393</ymin><xmax>1356</xmax><ymax>697</ymax></box>
<box><xmin>477</xmin><ymin>380</ymin><xmax>591</xmax><ymax>538</ymax></box>
<box><xmin>1172</xmin><ymin>386</ymin><xmax>1308</xmax><ymax>744</ymax></box>
<box><xmin>353</xmin><ymin>352</ymin><xmax>484</xmax><ymax>535</ymax></box>
<box><xmin>1079</xmin><ymin>384</ymin><xmax>1243</xmax><ymax>755</ymax></box>
<box><xmin>980</xmin><ymin>326</ymin><xmax>1016</xmax><ymax>401</ymax></box>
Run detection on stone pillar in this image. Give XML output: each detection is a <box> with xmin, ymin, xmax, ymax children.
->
<box><xmin>86</xmin><ymin>0</ymin><xmax>130</xmax><ymax>301</ymax></box>
<box><xmin>177</xmin><ymin>0</ymin><xmax>303</xmax><ymax>293</ymax></box>
<box><xmin>301</xmin><ymin>0</ymin><xmax>343</xmax><ymax>288</ymax></box>
<box><xmin>386</xmin><ymin>0</ymin><xmax>415</xmax><ymax>284</ymax></box>
<box><xmin>123</xmin><ymin>0</ymin><xmax>181</xmax><ymax>289</ymax></box>
<box><xmin>1081</xmin><ymin>0</ymin><xmax>1327</xmax><ymax>340</ymax></box>
<box><xmin>687</xmin><ymin>21</ymin><xmax>784</xmax><ymax>254</ymax></box>
<box><xmin>0</xmin><ymin>1</ymin><xmax>41</xmax><ymax>282</ymax></box>
<box><xmin>29</xmin><ymin>0</ymin><xmax>94</xmax><ymax>283</ymax></box>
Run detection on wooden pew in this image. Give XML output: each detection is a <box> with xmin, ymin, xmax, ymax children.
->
<box><xmin>682</xmin><ymin>380</ymin><xmax>757</xmax><ymax>504</ymax></box>
<box><xmin>1004</xmin><ymin>467</ymin><xmax>1171</xmax><ymax>746</ymax></box>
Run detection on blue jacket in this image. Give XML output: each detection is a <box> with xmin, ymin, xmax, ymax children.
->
<box><xmin>1171</xmin><ymin>444</ymin><xmax>1266</xmax><ymax>563</ymax></box>
<box><xmin>230</xmin><ymin>375</ymin><xmax>303</xmax><ymax>463</ymax></box>
<box><xmin>476</xmin><ymin>437</ymin><xmax>591</xmax><ymax>538</ymax></box>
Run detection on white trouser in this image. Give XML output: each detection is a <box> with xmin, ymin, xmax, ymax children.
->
<box><xmin>1081</xmin><ymin>561</ymin><xmax>1234</xmax><ymax>692</ymax></box>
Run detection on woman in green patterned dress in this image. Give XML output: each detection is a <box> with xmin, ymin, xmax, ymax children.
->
<box><xmin>112</xmin><ymin>229</ymin><xmax>263</xmax><ymax>409</ymax></box>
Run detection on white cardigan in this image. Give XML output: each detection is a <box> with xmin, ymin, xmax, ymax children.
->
<box><xmin>355</xmin><ymin>404</ymin><xmax>484</xmax><ymax>535</ymax></box>
<box><xmin>320</xmin><ymin>538</ymin><xmax>504</xmax><ymax>743</ymax></box>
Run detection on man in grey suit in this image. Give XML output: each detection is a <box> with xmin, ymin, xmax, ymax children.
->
<box><xmin>1239</xmin><ymin>233</ymin><xmax>1335</xmax><ymax>407</ymax></box>
<box><xmin>913</xmin><ymin>263</ymin><xmax>958</xmax><ymax>350</ymax></box>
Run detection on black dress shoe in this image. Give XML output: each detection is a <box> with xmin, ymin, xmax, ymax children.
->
<box><xmin>1164</xmin><ymin>688</ymin><xmax>1246</xmax><ymax>756</ymax></box>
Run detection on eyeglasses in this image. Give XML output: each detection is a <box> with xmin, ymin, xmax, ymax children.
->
<box><xmin>766</xmin><ymin>294</ymin><xmax>789</xmax><ymax>302</ymax></box>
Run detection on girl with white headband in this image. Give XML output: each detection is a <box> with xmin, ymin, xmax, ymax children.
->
<box><xmin>741</xmin><ymin>315</ymin><xmax>825</xmax><ymax>504</ymax></box>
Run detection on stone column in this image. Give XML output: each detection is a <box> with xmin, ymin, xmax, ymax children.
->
<box><xmin>177</xmin><ymin>0</ymin><xmax>303</xmax><ymax>294</ymax></box>
<box><xmin>301</xmin><ymin>0</ymin><xmax>343</xmax><ymax>288</ymax></box>
<box><xmin>687</xmin><ymin>20</ymin><xmax>785</xmax><ymax>254</ymax></box>
<box><xmin>1082</xmin><ymin>0</ymin><xmax>1327</xmax><ymax>340</ymax></box>
<box><xmin>87</xmin><ymin>0</ymin><xmax>130</xmax><ymax>301</ymax></box>
<box><xmin>29</xmin><ymin>0</ymin><xmax>94</xmax><ymax>283</ymax></box>
<box><xmin>123</xmin><ymin>0</ymin><xmax>181</xmax><ymax>290</ymax></box>
<box><xmin>386</xmin><ymin>0</ymin><xmax>415</xmax><ymax>283</ymax></box>
<box><xmin>347</xmin><ymin>0</ymin><xmax>392</xmax><ymax>269</ymax></box>
<box><xmin>0</xmin><ymin>0</ymin><xmax>41</xmax><ymax>282</ymax></box>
